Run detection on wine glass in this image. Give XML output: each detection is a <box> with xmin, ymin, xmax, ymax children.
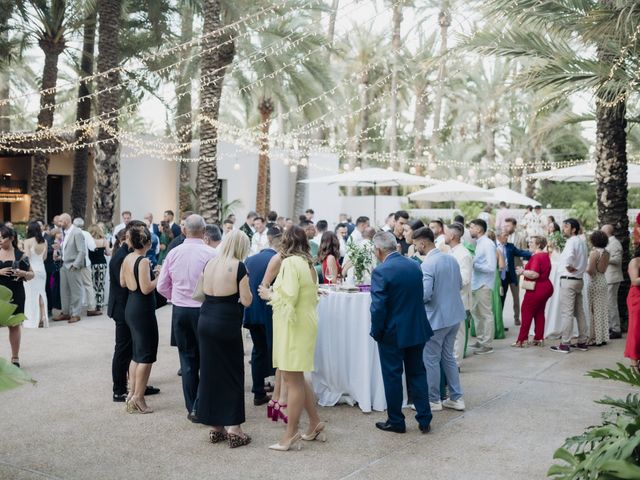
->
<box><xmin>11</xmin><ymin>260</ymin><xmax>19</xmax><ymax>281</ymax></box>
<box><xmin>325</xmin><ymin>272</ymin><xmax>335</xmax><ymax>289</ymax></box>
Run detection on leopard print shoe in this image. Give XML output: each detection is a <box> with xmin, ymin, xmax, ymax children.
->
<box><xmin>209</xmin><ymin>430</ymin><xmax>228</xmax><ymax>443</ymax></box>
<box><xmin>227</xmin><ymin>432</ymin><xmax>251</xmax><ymax>449</ymax></box>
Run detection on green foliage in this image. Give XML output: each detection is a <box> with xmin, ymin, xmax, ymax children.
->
<box><xmin>458</xmin><ymin>202</ymin><xmax>486</xmax><ymax>222</ymax></box>
<box><xmin>345</xmin><ymin>237</ymin><xmax>374</xmax><ymax>285</ymax></box>
<box><xmin>0</xmin><ymin>357</ymin><xmax>36</xmax><ymax>391</ymax></box>
<box><xmin>221</xmin><ymin>198</ymin><xmax>243</xmax><ymax>221</ymax></box>
<box><xmin>548</xmin><ymin>364</ymin><xmax>640</xmax><ymax>479</ymax></box>
<box><xmin>0</xmin><ymin>285</ymin><xmax>26</xmax><ymax>327</ymax></box>
<box><xmin>536</xmin><ymin>182</ymin><xmax>596</xmax><ymax>209</ymax></box>
<box><xmin>570</xmin><ymin>200</ymin><xmax>598</xmax><ymax>231</ymax></box>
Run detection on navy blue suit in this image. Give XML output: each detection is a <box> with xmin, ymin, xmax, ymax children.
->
<box><xmin>244</xmin><ymin>248</ymin><xmax>277</xmax><ymax>399</ymax></box>
<box><xmin>370</xmin><ymin>252</ymin><xmax>434</xmax><ymax>429</ymax></box>
<box><xmin>500</xmin><ymin>243</ymin><xmax>532</xmax><ymax>311</ymax></box>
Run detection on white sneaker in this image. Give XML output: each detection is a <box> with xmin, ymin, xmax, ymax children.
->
<box><xmin>430</xmin><ymin>401</ymin><xmax>443</xmax><ymax>411</ymax></box>
<box><xmin>442</xmin><ymin>398</ymin><xmax>465</xmax><ymax>411</ymax></box>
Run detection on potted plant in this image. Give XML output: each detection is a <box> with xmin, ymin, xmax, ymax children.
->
<box><xmin>345</xmin><ymin>238</ymin><xmax>374</xmax><ymax>290</ymax></box>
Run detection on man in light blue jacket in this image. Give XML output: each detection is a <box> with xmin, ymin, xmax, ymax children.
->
<box><xmin>413</xmin><ymin>227</ymin><xmax>467</xmax><ymax>412</ymax></box>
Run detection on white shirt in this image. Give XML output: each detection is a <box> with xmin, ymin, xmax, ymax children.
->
<box><xmin>62</xmin><ymin>224</ymin><xmax>75</xmax><ymax>261</ymax></box>
<box><xmin>450</xmin><ymin>244</ymin><xmax>473</xmax><ymax>310</ymax></box>
<box><xmin>349</xmin><ymin>228</ymin><xmax>363</xmax><ymax>245</ymax></box>
<box><xmin>113</xmin><ymin>223</ymin><xmax>126</xmax><ymax>237</ymax></box>
<box><xmin>313</xmin><ymin>233</ymin><xmax>323</xmax><ymax>245</ymax></box>
<box><xmin>250</xmin><ymin>230</ymin><xmax>269</xmax><ymax>255</ymax></box>
<box><xmin>435</xmin><ymin>234</ymin><xmax>447</xmax><ymax>251</ymax></box>
<box><xmin>338</xmin><ymin>237</ymin><xmax>347</xmax><ymax>258</ymax></box>
<box><xmin>82</xmin><ymin>230</ymin><xmax>96</xmax><ymax>267</ymax></box>
<box><xmin>560</xmin><ymin>235</ymin><xmax>588</xmax><ymax>278</ymax></box>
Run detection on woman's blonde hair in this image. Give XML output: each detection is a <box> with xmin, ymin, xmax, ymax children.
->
<box><xmin>217</xmin><ymin>229</ymin><xmax>250</xmax><ymax>262</ymax></box>
<box><xmin>89</xmin><ymin>223</ymin><xmax>105</xmax><ymax>239</ymax></box>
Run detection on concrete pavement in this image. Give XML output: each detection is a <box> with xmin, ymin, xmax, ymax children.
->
<box><xmin>0</xmin><ymin>300</ymin><xmax>632</xmax><ymax>480</ymax></box>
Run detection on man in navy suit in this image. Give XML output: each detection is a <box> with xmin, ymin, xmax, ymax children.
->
<box><xmin>244</xmin><ymin>227</ymin><xmax>281</xmax><ymax>405</ymax></box>
<box><xmin>413</xmin><ymin>227</ymin><xmax>466</xmax><ymax>412</ymax></box>
<box><xmin>497</xmin><ymin>230</ymin><xmax>532</xmax><ymax>315</ymax></box>
<box><xmin>370</xmin><ymin>231</ymin><xmax>434</xmax><ymax>434</ymax></box>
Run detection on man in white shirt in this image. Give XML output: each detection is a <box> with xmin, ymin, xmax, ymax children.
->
<box><xmin>551</xmin><ymin>218</ymin><xmax>589</xmax><ymax>354</ymax></box>
<box><xmin>602</xmin><ymin>224</ymin><xmax>624</xmax><ymax>339</ymax></box>
<box><xmin>446</xmin><ymin>223</ymin><xmax>473</xmax><ymax>365</ymax></box>
<box><xmin>382</xmin><ymin>213</ymin><xmax>396</xmax><ymax>232</ymax></box>
<box><xmin>348</xmin><ymin>216</ymin><xmax>370</xmax><ymax>245</ymax></box>
<box><xmin>112</xmin><ymin>211</ymin><xmax>131</xmax><ymax>238</ymax></box>
<box><xmin>469</xmin><ymin>218</ymin><xmax>497</xmax><ymax>355</ymax></box>
<box><xmin>250</xmin><ymin>216</ymin><xmax>269</xmax><ymax>255</ymax></box>
<box><xmin>313</xmin><ymin>220</ymin><xmax>328</xmax><ymax>245</ymax></box>
<box><xmin>429</xmin><ymin>219</ymin><xmax>449</xmax><ymax>253</ymax></box>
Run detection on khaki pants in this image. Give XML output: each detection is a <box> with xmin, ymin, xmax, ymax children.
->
<box><xmin>607</xmin><ymin>282</ymin><xmax>621</xmax><ymax>334</ymax></box>
<box><xmin>559</xmin><ymin>278</ymin><xmax>587</xmax><ymax>344</ymax></box>
<box><xmin>80</xmin><ymin>266</ymin><xmax>96</xmax><ymax>310</ymax></box>
<box><xmin>509</xmin><ymin>283</ymin><xmax>521</xmax><ymax>322</ymax></box>
<box><xmin>472</xmin><ymin>287</ymin><xmax>493</xmax><ymax>347</ymax></box>
<box><xmin>60</xmin><ymin>267</ymin><xmax>84</xmax><ymax>317</ymax></box>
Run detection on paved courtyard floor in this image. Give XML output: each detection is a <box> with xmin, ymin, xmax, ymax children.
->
<box><xmin>0</xmin><ymin>299</ymin><xmax>633</xmax><ymax>480</ymax></box>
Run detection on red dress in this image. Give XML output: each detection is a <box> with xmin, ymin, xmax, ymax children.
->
<box><xmin>321</xmin><ymin>256</ymin><xmax>341</xmax><ymax>284</ymax></box>
<box><xmin>625</xmin><ymin>285</ymin><xmax>640</xmax><ymax>360</ymax></box>
<box><xmin>517</xmin><ymin>252</ymin><xmax>554</xmax><ymax>342</ymax></box>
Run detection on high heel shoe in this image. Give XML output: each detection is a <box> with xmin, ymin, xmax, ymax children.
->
<box><xmin>10</xmin><ymin>357</ymin><xmax>20</xmax><ymax>368</ymax></box>
<box><xmin>128</xmin><ymin>398</ymin><xmax>153</xmax><ymax>414</ymax></box>
<box><xmin>530</xmin><ymin>339</ymin><xmax>544</xmax><ymax>347</ymax></box>
<box><xmin>267</xmin><ymin>399</ymin><xmax>276</xmax><ymax>420</ymax></box>
<box><xmin>510</xmin><ymin>341</ymin><xmax>526</xmax><ymax>348</ymax></box>
<box><xmin>227</xmin><ymin>432</ymin><xmax>251</xmax><ymax>449</ymax></box>
<box><xmin>276</xmin><ymin>403</ymin><xmax>288</xmax><ymax>424</ymax></box>
<box><xmin>301</xmin><ymin>422</ymin><xmax>326</xmax><ymax>442</ymax></box>
<box><xmin>268</xmin><ymin>433</ymin><xmax>302</xmax><ymax>451</ymax></box>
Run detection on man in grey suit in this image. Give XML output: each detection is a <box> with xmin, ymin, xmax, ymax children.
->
<box><xmin>413</xmin><ymin>227</ymin><xmax>466</xmax><ymax>412</ymax></box>
<box><xmin>52</xmin><ymin>213</ymin><xmax>87</xmax><ymax>324</ymax></box>
<box><xmin>602</xmin><ymin>224</ymin><xmax>624</xmax><ymax>339</ymax></box>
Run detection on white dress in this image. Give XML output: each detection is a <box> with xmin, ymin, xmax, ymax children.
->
<box><xmin>23</xmin><ymin>241</ymin><xmax>48</xmax><ymax>328</ymax></box>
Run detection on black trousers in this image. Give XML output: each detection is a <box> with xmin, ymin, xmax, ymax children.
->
<box><xmin>112</xmin><ymin>315</ymin><xmax>132</xmax><ymax>395</ymax></box>
<box><xmin>172</xmin><ymin>306</ymin><xmax>200</xmax><ymax>413</ymax></box>
<box><xmin>246</xmin><ymin>324</ymin><xmax>273</xmax><ymax>399</ymax></box>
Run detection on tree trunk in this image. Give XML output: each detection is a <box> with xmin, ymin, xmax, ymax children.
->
<box><xmin>412</xmin><ymin>82</ymin><xmax>427</xmax><ymax>175</ymax></box>
<box><xmin>256</xmin><ymin>98</ymin><xmax>274</xmax><ymax>216</ymax></box>
<box><xmin>197</xmin><ymin>0</ymin><xmax>235</xmax><ymax>224</ymax></box>
<box><xmin>293</xmin><ymin>138</ymin><xmax>310</xmax><ymax>217</ymax></box>
<box><xmin>71</xmin><ymin>9</ymin><xmax>97</xmax><ymax>220</ymax></box>
<box><xmin>389</xmin><ymin>3</ymin><xmax>402</xmax><ymax>174</ymax></box>
<box><xmin>0</xmin><ymin>68</ymin><xmax>9</xmax><ymax>132</ymax></box>
<box><xmin>327</xmin><ymin>0</ymin><xmax>339</xmax><ymax>46</ymax></box>
<box><xmin>356</xmin><ymin>71</ymin><xmax>370</xmax><ymax>169</ymax></box>
<box><xmin>430</xmin><ymin>1</ymin><xmax>451</xmax><ymax>159</ymax></box>
<box><xmin>30</xmin><ymin>37</ymin><xmax>66</xmax><ymax>222</ymax></box>
<box><xmin>176</xmin><ymin>3</ymin><xmax>194</xmax><ymax>212</ymax></box>
<box><xmin>94</xmin><ymin>0</ymin><xmax>121</xmax><ymax>227</ymax></box>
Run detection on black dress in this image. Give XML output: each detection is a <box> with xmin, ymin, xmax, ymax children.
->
<box><xmin>0</xmin><ymin>250</ymin><xmax>29</xmax><ymax>313</ymax></box>
<box><xmin>125</xmin><ymin>256</ymin><xmax>158</xmax><ymax>364</ymax></box>
<box><xmin>198</xmin><ymin>262</ymin><xmax>247</xmax><ymax>426</ymax></box>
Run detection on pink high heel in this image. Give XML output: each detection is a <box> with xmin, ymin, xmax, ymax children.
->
<box><xmin>276</xmin><ymin>403</ymin><xmax>288</xmax><ymax>424</ymax></box>
<box><xmin>271</xmin><ymin>401</ymin><xmax>281</xmax><ymax>422</ymax></box>
<box><xmin>267</xmin><ymin>399</ymin><xmax>276</xmax><ymax>419</ymax></box>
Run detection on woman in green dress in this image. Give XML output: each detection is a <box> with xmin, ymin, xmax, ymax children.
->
<box><xmin>157</xmin><ymin>221</ymin><xmax>173</xmax><ymax>265</ymax></box>
<box><xmin>258</xmin><ymin>226</ymin><xmax>325</xmax><ymax>451</ymax></box>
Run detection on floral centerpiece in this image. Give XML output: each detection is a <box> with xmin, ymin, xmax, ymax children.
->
<box><xmin>345</xmin><ymin>238</ymin><xmax>375</xmax><ymax>286</ymax></box>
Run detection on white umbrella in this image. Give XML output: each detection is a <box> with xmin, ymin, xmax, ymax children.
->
<box><xmin>488</xmin><ymin>187</ymin><xmax>540</xmax><ymax>206</ymax></box>
<box><xmin>408</xmin><ymin>179</ymin><xmax>494</xmax><ymax>202</ymax></box>
<box><xmin>300</xmin><ymin>168</ymin><xmax>436</xmax><ymax>222</ymax></box>
<box><xmin>527</xmin><ymin>162</ymin><xmax>640</xmax><ymax>186</ymax></box>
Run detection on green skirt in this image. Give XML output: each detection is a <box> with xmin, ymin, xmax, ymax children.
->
<box><xmin>469</xmin><ymin>271</ymin><xmax>505</xmax><ymax>340</ymax></box>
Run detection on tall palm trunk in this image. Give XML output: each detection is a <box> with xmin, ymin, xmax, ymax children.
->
<box><xmin>412</xmin><ymin>82</ymin><xmax>427</xmax><ymax>175</ymax></box>
<box><xmin>197</xmin><ymin>0</ymin><xmax>235</xmax><ymax>223</ymax></box>
<box><xmin>94</xmin><ymin>0</ymin><xmax>121</xmax><ymax>227</ymax></box>
<box><xmin>256</xmin><ymin>98</ymin><xmax>274</xmax><ymax>216</ymax></box>
<box><xmin>176</xmin><ymin>3</ymin><xmax>194</xmax><ymax>212</ymax></box>
<box><xmin>30</xmin><ymin>37</ymin><xmax>66</xmax><ymax>221</ymax></box>
<box><xmin>71</xmin><ymin>9</ymin><xmax>96</xmax><ymax>220</ymax></box>
<box><xmin>430</xmin><ymin>1</ymin><xmax>451</xmax><ymax>161</ymax></box>
<box><xmin>389</xmin><ymin>3</ymin><xmax>402</xmax><ymax>174</ymax></box>
<box><xmin>0</xmin><ymin>68</ymin><xmax>8</xmax><ymax>133</ymax></box>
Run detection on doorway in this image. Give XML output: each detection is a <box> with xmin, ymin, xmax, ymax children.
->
<box><xmin>47</xmin><ymin>176</ymin><xmax>63</xmax><ymax>223</ymax></box>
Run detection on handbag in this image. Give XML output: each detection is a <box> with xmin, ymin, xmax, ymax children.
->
<box><xmin>520</xmin><ymin>275</ymin><xmax>536</xmax><ymax>291</ymax></box>
<box><xmin>192</xmin><ymin>274</ymin><xmax>205</xmax><ymax>302</ymax></box>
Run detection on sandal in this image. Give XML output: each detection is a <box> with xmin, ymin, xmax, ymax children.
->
<box><xmin>11</xmin><ymin>357</ymin><xmax>20</xmax><ymax>368</ymax></box>
<box><xmin>510</xmin><ymin>341</ymin><xmax>526</xmax><ymax>348</ymax></box>
<box><xmin>530</xmin><ymin>339</ymin><xmax>544</xmax><ymax>347</ymax></box>
<box><xmin>209</xmin><ymin>430</ymin><xmax>228</xmax><ymax>443</ymax></box>
<box><xmin>227</xmin><ymin>432</ymin><xmax>251</xmax><ymax>449</ymax></box>
<box><xmin>275</xmin><ymin>403</ymin><xmax>288</xmax><ymax>424</ymax></box>
<box><xmin>267</xmin><ymin>399</ymin><xmax>276</xmax><ymax>420</ymax></box>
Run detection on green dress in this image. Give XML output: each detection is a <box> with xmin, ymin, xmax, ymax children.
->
<box><xmin>158</xmin><ymin>233</ymin><xmax>170</xmax><ymax>265</ymax></box>
<box><xmin>270</xmin><ymin>256</ymin><xmax>319</xmax><ymax>372</ymax></box>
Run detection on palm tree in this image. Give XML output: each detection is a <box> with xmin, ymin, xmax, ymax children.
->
<box><xmin>388</xmin><ymin>1</ymin><xmax>403</xmax><ymax>174</ymax></box>
<box><xmin>429</xmin><ymin>0</ymin><xmax>451</xmax><ymax>158</ymax></box>
<box><xmin>70</xmin><ymin>5</ymin><xmax>96</xmax><ymax>219</ymax></box>
<box><xmin>17</xmin><ymin>0</ymin><xmax>77</xmax><ymax>221</ymax></box>
<box><xmin>92</xmin><ymin>0</ymin><xmax>122</xmax><ymax>225</ymax></box>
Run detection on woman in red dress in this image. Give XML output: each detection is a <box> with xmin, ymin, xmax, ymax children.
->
<box><xmin>625</xmin><ymin>247</ymin><xmax>640</xmax><ymax>371</ymax></box>
<box><xmin>513</xmin><ymin>236</ymin><xmax>554</xmax><ymax>347</ymax></box>
<box><xmin>317</xmin><ymin>231</ymin><xmax>341</xmax><ymax>284</ymax></box>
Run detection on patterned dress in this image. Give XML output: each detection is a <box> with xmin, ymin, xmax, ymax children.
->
<box><xmin>588</xmin><ymin>248</ymin><xmax>609</xmax><ymax>345</ymax></box>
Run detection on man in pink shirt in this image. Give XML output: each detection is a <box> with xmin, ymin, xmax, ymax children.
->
<box><xmin>157</xmin><ymin>214</ymin><xmax>217</xmax><ymax>421</ymax></box>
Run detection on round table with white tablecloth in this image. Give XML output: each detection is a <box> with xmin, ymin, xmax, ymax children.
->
<box><xmin>311</xmin><ymin>290</ymin><xmax>389</xmax><ymax>413</ymax></box>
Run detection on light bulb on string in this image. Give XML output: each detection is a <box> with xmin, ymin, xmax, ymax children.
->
<box><xmin>289</xmin><ymin>165</ymin><xmax>297</xmax><ymax>173</ymax></box>
<box><xmin>409</xmin><ymin>167</ymin><xmax>416</xmax><ymax>174</ymax></box>
<box><xmin>233</xmin><ymin>163</ymin><xmax>240</xmax><ymax>171</ymax></box>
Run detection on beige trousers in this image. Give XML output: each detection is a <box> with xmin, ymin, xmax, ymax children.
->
<box><xmin>607</xmin><ymin>282</ymin><xmax>621</xmax><ymax>334</ymax></box>
<box><xmin>559</xmin><ymin>278</ymin><xmax>588</xmax><ymax>344</ymax></box>
<box><xmin>472</xmin><ymin>287</ymin><xmax>494</xmax><ymax>347</ymax></box>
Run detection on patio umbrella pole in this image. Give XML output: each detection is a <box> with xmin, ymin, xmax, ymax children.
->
<box><xmin>373</xmin><ymin>180</ymin><xmax>377</xmax><ymax>227</ymax></box>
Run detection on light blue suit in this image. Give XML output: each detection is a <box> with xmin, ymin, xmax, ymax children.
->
<box><xmin>421</xmin><ymin>248</ymin><xmax>466</xmax><ymax>403</ymax></box>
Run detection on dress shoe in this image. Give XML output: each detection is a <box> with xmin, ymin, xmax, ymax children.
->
<box><xmin>254</xmin><ymin>395</ymin><xmax>271</xmax><ymax>406</ymax></box>
<box><xmin>52</xmin><ymin>314</ymin><xmax>70</xmax><ymax>321</ymax></box>
<box><xmin>419</xmin><ymin>424</ymin><xmax>431</xmax><ymax>434</ymax></box>
<box><xmin>113</xmin><ymin>393</ymin><xmax>128</xmax><ymax>402</ymax></box>
<box><xmin>375</xmin><ymin>421</ymin><xmax>406</xmax><ymax>433</ymax></box>
<box><xmin>87</xmin><ymin>310</ymin><xmax>102</xmax><ymax>317</ymax></box>
<box><xmin>609</xmin><ymin>331</ymin><xmax>622</xmax><ymax>339</ymax></box>
<box><xmin>177</xmin><ymin>368</ymin><xmax>182</xmax><ymax>376</ymax></box>
<box><xmin>187</xmin><ymin>412</ymin><xmax>199</xmax><ymax>423</ymax></box>
<box><xmin>145</xmin><ymin>386</ymin><xmax>160</xmax><ymax>395</ymax></box>
<box><xmin>264</xmin><ymin>382</ymin><xmax>274</xmax><ymax>393</ymax></box>
<box><xmin>68</xmin><ymin>316</ymin><xmax>81</xmax><ymax>323</ymax></box>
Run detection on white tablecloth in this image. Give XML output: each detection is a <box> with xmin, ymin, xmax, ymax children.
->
<box><xmin>312</xmin><ymin>291</ymin><xmax>388</xmax><ymax>413</ymax></box>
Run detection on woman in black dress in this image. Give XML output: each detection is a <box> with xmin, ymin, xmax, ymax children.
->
<box><xmin>0</xmin><ymin>225</ymin><xmax>35</xmax><ymax>367</ymax></box>
<box><xmin>199</xmin><ymin>229</ymin><xmax>253</xmax><ymax>448</ymax></box>
<box><xmin>120</xmin><ymin>225</ymin><xmax>158</xmax><ymax>414</ymax></box>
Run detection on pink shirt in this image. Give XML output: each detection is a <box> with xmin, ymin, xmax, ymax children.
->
<box><xmin>157</xmin><ymin>238</ymin><xmax>217</xmax><ymax>308</ymax></box>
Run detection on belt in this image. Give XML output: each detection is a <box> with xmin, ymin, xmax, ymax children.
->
<box><xmin>560</xmin><ymin>276</ymin><xmax>581</xmax><ymax>280</ymax></box>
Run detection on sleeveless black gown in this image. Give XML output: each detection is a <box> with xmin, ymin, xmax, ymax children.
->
<box><xmin>125</xmin><ymin>256</ymin><xmax>158</xmax><ymax>364</ymax></box>
<box><xmin>197</xmin><ymin>262</ymin><xmax>247</xmax><ymax>426</ymax></box>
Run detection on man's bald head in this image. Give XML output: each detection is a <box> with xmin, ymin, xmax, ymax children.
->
<box><xmin>601</xmin><ymin>224</ymin><xmax>614</xmax><ymax>237</ymax></box>
<box><xmin>59</xmin><ymin>213</ymin><xmax>71</xmax><ymax>228</ymax></box>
